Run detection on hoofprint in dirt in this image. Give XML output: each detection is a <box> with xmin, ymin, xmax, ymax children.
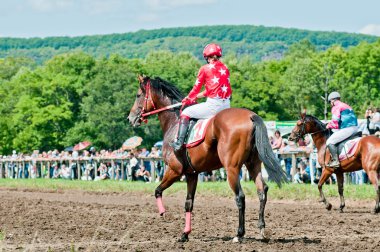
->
<box><xmin>0</xmin><ymin>188</ymin><xmax>379</xmax><ymax>251</ymax></box>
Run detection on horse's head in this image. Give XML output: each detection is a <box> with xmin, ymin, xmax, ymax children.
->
<box><xmin>128</xmin><ymin>75</ymin><xmax>157</xmax><ymax>127</ymax></box>
<box><xmin>288</xmin><ymin>112</ymin><xmax>326</xmax><ymax>142</ymax></box>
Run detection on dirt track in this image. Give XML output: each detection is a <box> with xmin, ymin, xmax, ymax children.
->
<box><xmin>0</xmin><ymin>188</ymin><xmax>379</xmax><ymax>251</ymax></box>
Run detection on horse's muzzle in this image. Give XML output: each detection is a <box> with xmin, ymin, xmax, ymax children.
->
<box><xmin>128</xmin><ymin>114</ymin><xmax>142</xmax><ymax>127</ymax></box>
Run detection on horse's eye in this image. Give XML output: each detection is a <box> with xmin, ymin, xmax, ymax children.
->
<box><xmin>136</xmin><ymin>94</ymin><xmax>141</xmax><ymax>98</ymax></box>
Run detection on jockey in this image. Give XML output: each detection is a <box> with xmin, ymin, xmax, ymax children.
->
<box><xmin>325</xmin><ymin>91</ymin><xmax>358</xmax><ymax>168</ymax></box>
<box><xmin>170</xmin><ymin>43</ymin><xmax>232</xmax><ymax>151</ymax></box>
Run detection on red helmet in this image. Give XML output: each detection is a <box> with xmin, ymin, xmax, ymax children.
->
<box><xmin>203</xmin><ymin>43</ymin><xmax>222</xmax><ymax>58</ymax></box>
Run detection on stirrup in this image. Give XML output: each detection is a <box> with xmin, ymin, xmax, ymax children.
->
<box><xmin>327</xmin><ymin>160</ymin><xmax>340</xmax><ymax>168</ymax></box>
<box><xmin>170</xmin><ymin>140</ymin><xmax>183</xmax><ymax>151</ymax></box>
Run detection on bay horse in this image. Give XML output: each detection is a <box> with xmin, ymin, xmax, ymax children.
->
<box><xmin>128</xmin><ymin>76</ymin><xmax>287</xmax><ymax>242</ymax></box>
<box><xmin>289</xmin><ymin>113</ymin><xmax>380</xmax><ymax>213</ymax></box>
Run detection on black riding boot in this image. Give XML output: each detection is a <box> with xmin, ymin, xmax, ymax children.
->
<box><xmin>327</xmin><ymin>144</ymin><xmax>340</xmax><ymax>168</ymax></box>
<box><xmin>170</xmin><ymin>117</ymin><xmax>190</xmax><ymax>151</ymax></box>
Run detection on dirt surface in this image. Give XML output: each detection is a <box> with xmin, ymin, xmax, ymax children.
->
<box><xmin>0</xmin><ymin>188</ymin><xmax>379</xmax><ymax>251</ymax></box>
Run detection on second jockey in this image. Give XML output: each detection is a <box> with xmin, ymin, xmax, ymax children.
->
<box><xmin>325</xmin><ymin>91</ymin><xmax>358</xmax><ymax>168</ymax></box>
<box><xmin>170</xmin><ymin>43</ymin><xmax>232</xmax><ymax>151</ymax></box>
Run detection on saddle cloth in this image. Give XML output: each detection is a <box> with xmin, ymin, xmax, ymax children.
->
<box><xmin>185</xmin><ymin>117</ymin><xmax>213</xmax><ymax>148</ymax></box>
<box><xmin>338</xmin><ymin>138</ymin><xmax>361</xmax><ymax>161</ymax></box>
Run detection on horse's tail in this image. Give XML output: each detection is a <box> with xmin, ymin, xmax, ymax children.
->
<box><xmin>251</xmin><ymin>114</ymin><xmax>288</xmax><ymax>187</ymax></box>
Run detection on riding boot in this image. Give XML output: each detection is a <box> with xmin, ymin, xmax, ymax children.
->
<box><xmin>327</xmin><ymin>144</ymin><xmax>340</xmax><ymax>168</ymax></box>
<box><xmin>170</xmin><ymin>117</ymin><xmax>190</xmax><ymax>151</ymax></box>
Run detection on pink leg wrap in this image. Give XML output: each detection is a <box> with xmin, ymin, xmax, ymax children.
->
<box><xmin>156</xmin><ymin>197</ymin><xmax>166</xmax><ymax>215</ymax></box>
<box><xmin>183</xmin><ymin>212</ymin><xmax>192</xmax><ymax>234</ymax></box>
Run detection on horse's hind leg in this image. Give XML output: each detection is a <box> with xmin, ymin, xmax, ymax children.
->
<box><xmin>366</xmin><ymin>170</ymin><xmax>380</xmax><ymax>213</ymax></box>
<box><xmin>155</xmin><ymin>168</ymin><xmax>181</xmax><ymax>215</ymax></box>
<box><xmin>179</xmin><ymin>173</ymin><xmax>198</xmax><ymax>242</ymax></box>
<box><xmin>246</xmin><ymin>159</ymin><xmax>269</xmax><ymax>239</ymax></box>
<box><xmin>226</xmin><ymin>168</ymin><xmax>245</xmax><ymax>242</ymax></box>
<box><xmin>336</xmin><ymin>171</ymin><xmax>345</xmax><ymax>212</ymax></box>
<box><xmin>318</xmin><ymin>168</ymin><xmax>333</xmax><ymax>211</ymax></box>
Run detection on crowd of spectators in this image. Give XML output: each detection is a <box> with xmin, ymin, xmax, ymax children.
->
<box><xmin>1</xmin><ymin>120</ymin><xmax>379</xmax><ymax>184</ymax></box>
<box><xmin>0</xmin><ymin>146</ymin><xmax>165</xmax><ymax>182</ymax></box>
<box><xmin>358</xmin><ymin>107</ymin><xmax>380</xmax><ymax>137</ymax></box>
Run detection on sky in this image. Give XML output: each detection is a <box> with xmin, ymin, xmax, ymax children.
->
<box><xmin>1</xmin><ymin>0</ymin><xmax>380</xmax><ymax>38</ymax></box>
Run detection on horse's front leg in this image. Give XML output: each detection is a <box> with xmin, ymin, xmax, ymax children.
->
<box><xmin>155</xmin><ymin>168</ymin><xmax>181</xmax><ymax>216</ymax></box>
<box><xmin>318</xmin><ymin>167</ymin><xmax>333</xmax><ymax>211</ymax></box>
<box><xmin>179</xmin><ymin>173</ymin><xmax>198</xmax><ymax>242</ymax></box>
<box><xmin>336</xmin><ymin>171</ymin><xmax>345</xmax><ymax>213</ymax></box>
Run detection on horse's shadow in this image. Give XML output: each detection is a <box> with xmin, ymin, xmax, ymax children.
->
<box><xmin>200</xmin><ymin>236</ymin><xmax>321</xmax><ymax>244</ymax></box>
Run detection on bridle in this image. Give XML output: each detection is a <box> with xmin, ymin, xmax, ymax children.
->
<box><xmin>293</xmin><ymin>116</ymin><xmax>328</xmax><ymax>141</ymax></box>
<box><xmin>139</xmin><ymin>80</ymin><xmax>156</xmax><ymax>123</ymax></box>
<box><xmin>136</xmin><ymin>79</ymin><xmax>181</xmax><ymax>123</ymax></box>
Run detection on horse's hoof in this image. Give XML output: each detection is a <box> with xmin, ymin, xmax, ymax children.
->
<box><xmin>260</xmin><ymin>228</ymin><xmax>271</xmax><ymax>240</ymax></box>
<box><xmin>232</xmin><ymin>237</ymin><xmax>241</xmax><ymax>243</ymax></box>
<box><xmin>178</xmin><ymin>233</ymin><xmax>189</xmax><ymax>242</ymax></box>
<box><xmin>339</xmin><ymin>209</ymin><xmax>344</xmax><ymax>213</ymax></box>
<box><xmin>373</xmin><ymin>208</ymin><xmax>380</xmax><ymax>214</ymax></box>
<box><xmin>326</xmin><ymin>203</ymin><xmax>332</xmax><ymax>211</ymax></box>
<box><xmin>160</xmin><ymin>211</ymin><xmax>166</xmax><ymax>217</ymax></box>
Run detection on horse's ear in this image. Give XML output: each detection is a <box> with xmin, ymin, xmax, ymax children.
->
<box><xmin>137</xmin><ymin>75</ymin><xmax>145</xmax><ymax>84</ymax></box>
<box><xmin>300</xmin><ymin>109</ymin><xmax>306</xmax><ymax>119</ymax></box>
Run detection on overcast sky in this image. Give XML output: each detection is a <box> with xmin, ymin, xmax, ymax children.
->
<box><xmin>1</xmin><ymin>0</ymin><xmax>380</xmax><ymax>38</ymax></box>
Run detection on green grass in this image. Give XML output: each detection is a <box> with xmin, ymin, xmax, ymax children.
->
<box><xmin>0</xmin><ymin>179</ymin><xmax>376</xmax><ymax>200</ymax></box>
<box><xmin>0</xmin><ymin>230</ymin><xmax>4</xmax><ymax>241</ymax></box>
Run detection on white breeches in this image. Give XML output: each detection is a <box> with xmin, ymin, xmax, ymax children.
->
<box><xmin>181</xmin><ymin>98</ymin><xmax>230</xmax><ymax>119</ymax></box>
<box><xmin>326</xmin><ymin>126</ymin><xmax>358</xmax><ymax>145</ymax></box>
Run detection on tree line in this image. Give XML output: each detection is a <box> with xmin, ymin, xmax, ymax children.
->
<box><xmin>0</xmin><ymin>39</ymin><xmax>379</xmax><ymax>154</ymax></box>
<box><xmin>1</xmin><ymin>25</ymin><xmax>378</xmax><ymax>64</ymax></box>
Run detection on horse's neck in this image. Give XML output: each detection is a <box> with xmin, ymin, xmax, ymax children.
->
<box><xmin>310</xmin><ymin>133</ymin><xmax>327</xmax><ymax>152</ymax></box>
<box><xmin>155</xmin><ymin>99</ymin><xmax>180</xmax><ymax>136</ymax></box>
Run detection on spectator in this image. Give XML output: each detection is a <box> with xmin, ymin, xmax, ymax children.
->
<box><xmin>94</xmin><ymin>163</ymin><xmax>109</xmax><ymax>181</ymax></box>
<box><xmin>52</xmin><ymin>163</ymin><xmax>60</xmax><ymax>179</ymax></box>
<box><xmin>371</xmin><ymin>107</ymin><xmax>380</xmax><ymax>134</ymax></box>
<box><xmin>59</xmin><ymin>164</ymin><xmax>71</xmax><ymax>179</ymax></box>
<box><xmin>280</xmin><ymin>140</ymin><xmax>296</xmax><ymax>181</ymax></box>
<box><xmin>271</xmin><ymin>130</ymin><xmax>283</xmax><ymax>150</ymax></box>
<box><xmin>139</xmin><ymin>147</ymin><xmax>151</xmax><ymax>174</ymax></box>
<box><xmin>135</xmin><ymin>165</ymin><xmax>151</xmax><ymax>182</ymax></box>
<box><xmin>148</xmin><ymin>146</ymin><xmax>162</xmax><ymax>182</ymax></box>
<box><xmin>293</xmin><ymin>168</ymin><xmax>303</xmax><ymax>183</ymax></box>
<box><xmin>298</xmin><ymin>159</ymin><xmax>311</xmax><ymax>183</ymax></box>
<box><xmin>271</xmin><ymin>130</ymin><xmax>283</xmax><ymax>163</ymax></box>
<box><xmin>128</xmin><ymin>152</ymin><xmax>139</xmax><ymax>181</ymax></box>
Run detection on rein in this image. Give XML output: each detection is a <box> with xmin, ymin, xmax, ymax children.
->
<box><xmin>141</xmin><ymin>103</ymin><xmax>182</xmax><ymax>118</ymax></box>
<box><xmin>296</xmin><ymin>117</ymin><xmax>328</xmax><ymax>140</ymax></box>
<box><xmin>140</xmin><ymin>80</ymin><xmax>182</xmax><ymax>123</ymax></box>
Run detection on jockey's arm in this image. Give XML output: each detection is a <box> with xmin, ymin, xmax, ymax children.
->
<box><xmin>196</xmin><ymin>90</ymin><xmax>206</xmax><ymax>99</ymax></box>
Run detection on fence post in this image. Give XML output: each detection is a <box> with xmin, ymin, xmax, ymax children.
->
<box><xmin>291</xmin><ymin>153</ymin><xmax>297</xmax><ymax>180</ymax></box>
<box><xmin>77</xmin><ymin>160</ymin><xmax>80</xmax><ymax>180</ymax></box>
<box><xmin>150</xmin><ymin>159</ymin><xmax>155</xmax><ymax>182</ymax></box>
<box><xmin>0</xmin><ymin>161</ymin><xmax>3</xmax><ymax>178</ymax></box>
<box><xmin>309</xmin><ymin>152</ymin><xmax>315</xmax><ymax>185</ymax></box>
<box><xmin>121</xmin><ymin>161</ymin><xmax>125</xmax><ymax>181</ymax></box>
<box><xmin>111</xmin><ymin>160</ymin><xmax>115</xmax><ymax>180</ymax></box>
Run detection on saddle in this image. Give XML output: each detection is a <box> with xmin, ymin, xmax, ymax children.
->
<box><xmin>184</xmin><ymin>117</ymin><xmax>214</xmax><ymax>148</ymax></box>
<box><xmin>336</xmin><ymin>131</ymin><xmax>362</xmax><ymax>154</ymax></box>
<box><xmin>326</xmin><ymin>131</ymin><xmax>362</xmax><ymax>163</ymax></box>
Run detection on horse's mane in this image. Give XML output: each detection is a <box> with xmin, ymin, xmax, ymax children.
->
<box><xmin>149</xmin><ymin>77</ymin><xmax>184</xmax><ymax>103</ymax></box>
